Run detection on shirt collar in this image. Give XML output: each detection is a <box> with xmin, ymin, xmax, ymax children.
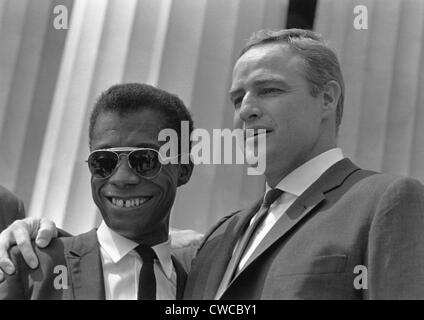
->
<box><xmin>97</xmin><ymin>221</ymin><xmax>173</xmax><ymax>279</ymax></box>
<box><xmin>266</xmin><ymin>148</ymin><xmax>344</xmax><ymax>196</ymax></box>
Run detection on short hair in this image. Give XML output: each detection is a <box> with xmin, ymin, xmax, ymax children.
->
<box><xmin>239</xmin><ymin>28</ymin><xmax>345</xmax><ymax>129</ymax></box>
<box><xmin>89</xmin><ymin>83</ymin><xmax>194</xmax><ymax>155</ymax></box>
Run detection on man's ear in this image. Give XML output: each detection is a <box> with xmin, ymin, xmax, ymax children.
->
<box><xmin>322</xmin><ymin>80</ymin><xmax>341</xmax><ymax>115</ymax></box>
<box><xmin>177</xmin><ymin>162</ymin><xmax>194</xmax><ymax>187</ymax></box>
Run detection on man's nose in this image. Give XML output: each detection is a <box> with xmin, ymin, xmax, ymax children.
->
<box><xmin>108</xmin><ymin>155</ymin><xmax>140</xmax><ymax>187</ymax></box>
<box><xmin>239</xmin><ymin>92</ymin><xmax>262</xmax><ymax>122</ymax></box>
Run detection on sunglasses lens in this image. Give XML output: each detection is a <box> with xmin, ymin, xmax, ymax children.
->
<box><xmin>129</xmin><ymin>149</ymin><xmax>161</xmax><ymax>178</ymax></box>
<box><xmin>88</xmin><ymin>151</ymin><xmax>118</xmax><ymax>178</ymax></box>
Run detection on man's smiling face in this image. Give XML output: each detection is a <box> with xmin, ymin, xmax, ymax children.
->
<box><xmin>90</xmin><ymin>109</ymin><xmax>181</xmax><ymax>245</ymax></box>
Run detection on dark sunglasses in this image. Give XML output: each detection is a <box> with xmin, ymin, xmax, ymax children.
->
<box><xmin>87</xmin><ymin>147</ymin><xmax>177</xmax><ymax>179</ymax></box>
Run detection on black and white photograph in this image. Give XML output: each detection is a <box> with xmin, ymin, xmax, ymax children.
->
<box><xmin>0</xmin><ymin>0</ymin><xmax>423</xmax><ymax>309</ymax></box>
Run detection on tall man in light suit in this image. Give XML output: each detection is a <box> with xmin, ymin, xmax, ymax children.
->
<box><xmin>1</xmin><ymin>29</ymin><xmax>424</xmax><ymax>299</ymax></box>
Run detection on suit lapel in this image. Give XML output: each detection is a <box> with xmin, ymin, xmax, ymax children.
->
<box><xmin>229</xmin><ymin>158</ymin><xmax>360</xmax><ymax>286</ymax></box>
<box><xmin>200</xmin><ymin>200</ymin><xmax>262</xmax><ymax>299</ymax></box>
<box><xmin>171</xmin><ymin>255</ymin><xmax>187</xmax><ymax>300</ymax></box>
<box><xmin>234</xmin><ymin>192</ymin><xmax>325</xmax><ymax>280</ymax></box>
<box><xmin>64</xmin><ymin>229</ymin><xmax>106</xmax><ymax>300</ymax></box>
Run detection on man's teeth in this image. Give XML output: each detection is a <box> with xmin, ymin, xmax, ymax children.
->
<box><xmin>246</xmin><ymin>129</ymin><xmax>269</xmax><ymax>138</ymax></box>
<box><xmin>111</xmin><ymin>197</ymin><xmax>150</xmax><ymax>208</ymax></box>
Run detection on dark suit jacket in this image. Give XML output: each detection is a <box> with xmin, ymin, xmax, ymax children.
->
<box><xmin>184</xmin><ymin>159</ymin><xmax>424</xmax><ymax>299</ymax></box>
<box><xmin>0</xmin><ymin>229</ymin><xmax>190</xmax><ymax>299</ymax></box>
<box><xmin>0</xmin><ymin>185</ymin><xmax>25</xmax><ymax>232</ymax></box>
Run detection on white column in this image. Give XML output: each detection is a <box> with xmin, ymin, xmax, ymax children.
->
<box><xmin>29</xmin><ymin>0</ymin><xmax>108</xmax><ymax>230</ymax></box>
<box><xmin>381</xmin><ymin>0</ymin><xmax>424</xmax><ymax>175</ymax></box>
<box><xmin>0</xmin><ymin>0</ymin><xmax>52</xmax><ymax>191</ymax></box>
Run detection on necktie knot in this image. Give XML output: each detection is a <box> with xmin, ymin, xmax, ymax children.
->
<box><xmin>263</xmin><ymin>188</ymin><xmax>283</xmax><ymax>207</ymax></box>
<box><xmin>134</xmin><ymin>245</ymin><xmax>156</xmax><ymax>263</ymax></box>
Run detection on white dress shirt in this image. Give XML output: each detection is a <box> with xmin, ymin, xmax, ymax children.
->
<box><xmin>237</xmin><ymin>148</ymin><xmax>344</xmax><ymax>271</ymax></box>
<box><xmin>97</xmin><ymin>221</ymin><xmax>177</xmax><ymax>300</ymax></box>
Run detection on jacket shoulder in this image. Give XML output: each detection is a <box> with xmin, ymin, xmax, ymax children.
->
<box><xmin>9</xmin><ymin>237</ymin><xmax>69</xmax><ymax>271</ymax></box>
<box><xmin>1</xmin><ymin>230</ymin><xmax>98</xmax><ymax>299</ymax></box>
<box><xmin>7</xmin><ymin>229</ymin><xmax>98</xmax><ymax>281</ymax></box>
<box><xmin>197</xmin><ymin>210</ymin><xmax>242</xmax><ymax>252</ymax></box>
<box><xmin>0</xmin><ymin>238</ymin><xmax>69</xmax><ymax>299</ymax></box>
<box><xmin>353</xmin><ymin>171</ymin><xmax>424</xmax><ymax>195</ymax></box>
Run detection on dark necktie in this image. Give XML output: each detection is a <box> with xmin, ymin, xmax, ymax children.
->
<box><xmin>215</xmin><ymin>188</ymin><xmax>283</xmax><ymax>299</ymax></box>
<box><xmin>134</xmin><ymin>245</ymin><xmax>157</xmax><ymax>300</ymax></box>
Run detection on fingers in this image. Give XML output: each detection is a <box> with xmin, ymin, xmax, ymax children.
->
<box><xmin>0</xmin><ymin>217</ymin><xmax>57</xmax><ymax>280</ymax></box>
<box><xmin>35</xmin><ymin>218</ymin><xmax>58</xmax><ymax>248</ymax></box>
<box><xmin>13</xmin><ymin>221</ymin><xmax>39</xmax><ymax>269</ymax></box>
<box><xmin>0</xmin><ymin>218</ymin><xmax>41</xmax><ymax>276</ymax></box>
<box><xmin>0</xmin><ymin>229</ymin><xmax>16</xmax><ymax>277</ymax></box>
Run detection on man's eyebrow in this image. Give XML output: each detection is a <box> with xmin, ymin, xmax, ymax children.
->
<box><xmin>94</xmin><ymin>143</ymin><xmax>112</xmax><ymax>150</ymax></box>
<box><xmin>253</xmin><ymin>78</ymin><xmax>291</xmax><ymax>90</ymax></box>
<box><xmin>229</xmin><ymin>88</ymin><xmax>244</xmax><ymax>100</ymax></box>
<box><xmin>135</xmin><ymin>142</ymin><xmax>161</xmax><ymax>150</ymax></box>
<box><xmin>94</xmin><ymin>142</ymin><xmax>161</xmax><ymax>150</ymax></box>
<box><xmin>229</xmin><ymin>77</ymin><xmax>292</xmax><ymax>98</ymax></box>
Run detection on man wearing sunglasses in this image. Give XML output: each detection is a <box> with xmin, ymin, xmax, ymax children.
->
<box><xmin>0</xmin><ymin>83</ymin><xmax>196</xmax><ymax>299</ymax></box>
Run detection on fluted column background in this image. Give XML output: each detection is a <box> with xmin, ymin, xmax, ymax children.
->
<box><xmin>315</xmin><ymin>0</ymin><xmax>424</xmax><ymax>181</ymax></box>
<box><xmin>0</xmin><ymin>0</ymin><xmax>422</xmax><ymax>234</ymax></box>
